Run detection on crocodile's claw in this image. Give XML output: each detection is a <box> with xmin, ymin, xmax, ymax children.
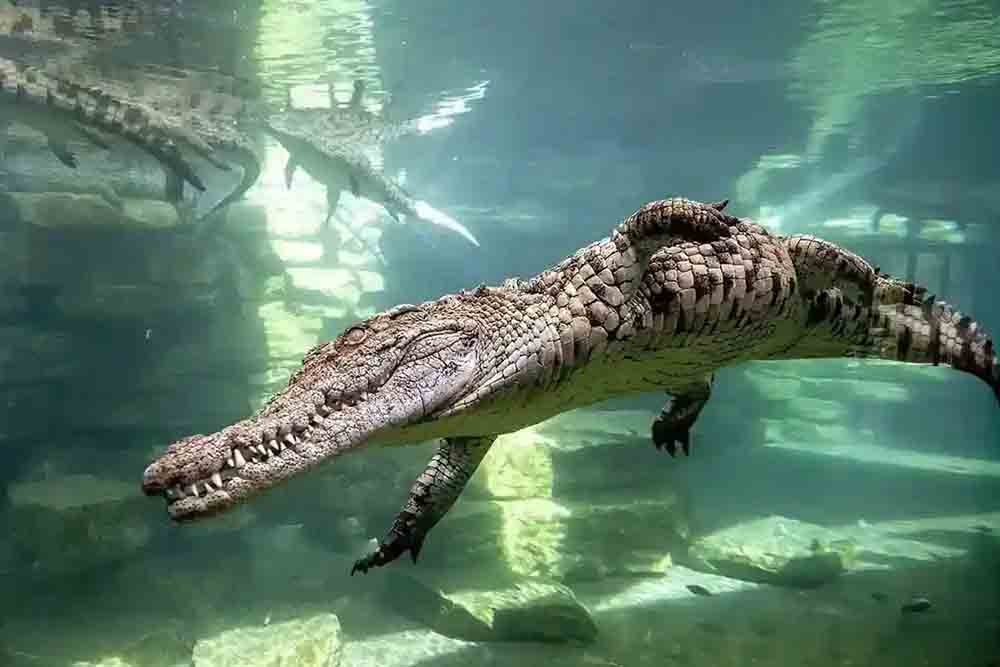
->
<box><xmin>651</xmin><ymin>412</ymin><xmax>693</xmax><ymax>457</ymax></box>
<box><xmin>350</xmin><ymin>531</ymin><xmax>424</xmax><ymax>576</ymax></box>
<box><xmin>350</xmin><ymin>554</ymin><xmax>378</xmax><ymax>576</ymax></box>
<box><xmin>652</xmin><ymin>376</ymin><xmax>714</xmax><ymax>457</ymax></box>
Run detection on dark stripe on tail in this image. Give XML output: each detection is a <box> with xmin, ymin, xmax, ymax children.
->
<box><xmin>883</xmin><ymin>296</ymin><xmax>1000</xmax><ymax>405</ymax></box>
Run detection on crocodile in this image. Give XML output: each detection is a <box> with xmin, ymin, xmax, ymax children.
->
<box><xmin>33</xmin><ymin>59</ymin><xmax>263</xmax><ymax>219</ymax></box>
<box><xmin>4</xmin><ymin>2</ymin><xmax>481</xmax><ymax>232</ymax></box>
<box><xmin>0</xmin><ymin>56</ymin><xmax>208</xmax><ymax>197</ymax></box>
<box><xmin>113</xmin><ymin>65</ymin><xmax>263</xmax><ymax>219</ymax></box>
<box><xmin>142</xmin><ymin>196</ymin><xmax>999</xmax><ymax>575</ymax></box>
<box><xmin>2</xmin><ymin>1</ymin><xmax>263</xmax><ymax>218</ymax></box>
<box><xmin>265</xmin><ymin>79</ymin><xmax>480</xmax><ymax>246</ymax></box>
<box><xmin>1</xmin><ymin>60</ymin><xmax>470</xmax><ymax>235</ymax></box>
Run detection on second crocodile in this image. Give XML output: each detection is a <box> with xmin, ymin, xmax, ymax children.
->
<box><xmin>265</xmin><ymin>79</ymin><xmax>480</xmax><ymax>246</ymax></box>
<box><xmin>0</xmin><ymin>57</ymin><xmax>207</xmax><ymax>195</ymax></box>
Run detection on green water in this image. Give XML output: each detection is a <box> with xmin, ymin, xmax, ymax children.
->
<box><xmin>1</xmin><ymin>1</ymin><xmax>999</xmax><ymax>665</ymax></box>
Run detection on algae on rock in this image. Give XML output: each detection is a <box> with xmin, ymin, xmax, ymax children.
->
<box><xmin>7</xmin><ymin>473</ymin><xmax>153</xmax><ymax>575</ymax></box>
<box><xmin>386</xmin><ymin>573</ymin><xmax>598</xmax><ymax>643</ymax></box>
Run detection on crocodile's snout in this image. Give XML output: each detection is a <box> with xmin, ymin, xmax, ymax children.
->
<box><xmin>141</xmin><ymin>467</ymin><xmax>166</xmax><ymax>495</ymax></box>
<box><xmin>142</xmin><ymin>313</ymin><xmax>484</xmax><ymax>522</ymax></box>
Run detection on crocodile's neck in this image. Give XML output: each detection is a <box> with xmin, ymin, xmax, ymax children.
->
<box><xmin>373</xmin><ymin>201</ymin><xmax>780</xmax><ymax>443</ymax></box>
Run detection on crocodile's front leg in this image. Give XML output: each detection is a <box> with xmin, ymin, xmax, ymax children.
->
<box><xmin>652</xmin><ymin>374</ymin><xmax>714</xmax><ymax>456</ymax></box>
<box><xmin>351</xmin><ymin>435</ymin><xmax>496</xmax><ymax>575</ymax></box>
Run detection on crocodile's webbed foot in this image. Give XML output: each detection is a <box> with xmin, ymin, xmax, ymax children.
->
<box><xmin>652</xmin><ymin>375</ymin><xmax>714</xmax><ymax>456</ymax></box>
<box><xmin>351</xmin><ymin>435</ymin><xmax>495</xmax><ymax>575</ymax></box>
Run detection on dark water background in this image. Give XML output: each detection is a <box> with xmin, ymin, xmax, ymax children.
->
<box><xmin>1</xmin><ymin>1</ymin><xmax>999</xmax><ymax>665</ymax></box>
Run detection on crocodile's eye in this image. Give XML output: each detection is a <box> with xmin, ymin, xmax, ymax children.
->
<box><xmin>344</xmin><ymin>327</ymin><xmax>367</xmax><ymax>346</ymax></box>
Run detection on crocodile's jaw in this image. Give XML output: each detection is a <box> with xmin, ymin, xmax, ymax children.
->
<box><xmin>142</xmin><ymin>311</ymin><xmax>487</xmax><ymax>520</ymax></box>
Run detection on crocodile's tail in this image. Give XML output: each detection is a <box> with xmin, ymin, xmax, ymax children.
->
<box><xmin>379</xmin><ymin>174</ymin><xmax>480</xmax><ymax>247</ymax></box>
<box><xmin>804</xmin><ymin>286</ymin><xmax>999</xmax><ymax>404</ymax></box>
<box><xmin>783</xmin><ymin>233</ymin><xmax>998</xmax><ymax>403</ymax></box>
<box><xmin>867</xmin><ymin>297</ymin><xmax>999</xmax><ymax>405</ymax></box>
<box><xmin>197</xmin><ymin>140</ymin><xmax>262</xmax><ymax>224</ymax></box>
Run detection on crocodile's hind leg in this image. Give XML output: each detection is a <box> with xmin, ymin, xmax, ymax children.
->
<box><xmin>351</xmin><ymin>435</ymin><xmax>496</xmax><ymax>575</ymax></box>
<box><xmin>322</xmin><ymin>187</ymin><xmax>344</xmax><ymax>231</ymax></box>
<box><xmin>652</xmin><ymin>374</ymin><xmax>714</xmax><ymax>456</ymax></box>
<box><xmin>164</xmin><ymin>167</ymin><xmax>184</xmax><ymax>203</ymax></box>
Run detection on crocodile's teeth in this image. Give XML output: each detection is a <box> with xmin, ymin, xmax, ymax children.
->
<box><xmin>283</xmin><ymin>434</ymin><xmax>296</xmax><ymax>446</ymax></box>
<box><xmin>189</xmin><ymin>484</ymin><xmax>200</xmax><ymax>497</ymax></box>
<box><xmin>255</xmin><ymin>444</ymin><xmax>267</xmax><ymax>456</ymax></box>
<box><xmin>269</xmin><ymin>439</ymin><xmax>281</xmax><ymax>453</ymax></box>
<box><xmin>359</xmin><ymin>392</ymin><xmax>369</xmax><ymax>401</ymax></box>
<box><xmin>211</xmin><ymin>472</ymin><xmax>223</xmax><ymax>487</ymax></box>
<box><xmin>311</xmin><ymin>414</ymin><xmax>324</xmax><ymax>426</ymax></box>
<box><xmin>226</xmin><ymin>457</ymin><xmax>235</xmax><ymax>468</ymax></box>
<box><xmin>233</xmin><ymin>449</ymin><xmax>246</xmax><ymax>468</ymax></box>
<box><xmin>277</xmin><ymin>440</ymin><xmax>286</xmax><ymax>452</ymax></box>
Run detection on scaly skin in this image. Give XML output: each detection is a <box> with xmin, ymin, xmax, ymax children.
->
<box><xmin>142</xmin><ymin>197</ymin><xmax>999</xmax><ymax>574</ymax></box>
<box><xmin>0</xmin><ymin>57</ymin><xmax>207</xmax><ymax>192</ymax></box>
<box><xmin>43</xmin><ymin>61</ymin><xmax>264</xmax><ymax>218</ymax></box>
<box><xmin>1</xmin><ymin>52</ymin><xmax>263</xmax><ymax>220</ymax></box>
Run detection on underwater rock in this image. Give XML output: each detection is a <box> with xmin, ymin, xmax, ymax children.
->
<box><xmin>6</xmin><ymin>192</ymin><xmax>184</xmax><ymax>231</ymax></box>
<box><xmin>428</xmin><ymin>490</ymin><xmax>688</xmax><ymax>581</ymax></box>
<box><xmin>192</xmin><ymin>613</ymin><xmax>343</xmax><ymax>667</ymax></box>
<box><xmin>0</xmin><ymin>220</ymin><xmax>236</xmax><ymax>321</ymax></box>
<box><xmin>466</xmin><ymin>426</ymin><xmax>556</xmax><ymax>500</ymax></box>
<box><xmin>687</xmin><ymin>516</ymin><xmax>856</xmax><ymax>588</ymax></box>
<box><xmin>54</xmin><ymin>283</ymin><xmax>224</xmax><ymax>321</ymax></box>
<box><xmin>70</xmin><ymin>658</ymin><xmax>137</xmax><ymax>667</ymax></box>
<box><xmin>339</xmin><ymin>629</ymin><xmax>478</xmax><ymax>667</ymax></box>
<box><xmin>0</xmin><ymin>325</ymin><xmax>79</xmax><ymax>383</ymax></box>
<box><xmin>385</xmin><ymin>573</ymin><xmax>598</xmax><ymax>643</ymax></box>
<box><xmin>414</xmin><ymin>414</ymin><xmax>692</xmax><ymax>581</ymax></box>
<box><xmin>536</xmin><ymin>408</ymin><xmax>657</xmax><ymax>447</ymax></box>
<box><xmin>7</xmin><ymin>473</ymin><xmax>152</xmax><ymax>575</ymax></box>
<box><xmin>745</xmin><ymin>360</ymin><xmax>958</xmax><ymax>402</ymax></box>
<box><xmin>58</xmin><ymin>380</ymin><xmax>252</xmax><ymax>431</ymax></box>
<box><xmin>251</xmin><ymin>300</ymin><xmax>328</xmax><ymax>385</ymax></box>
<box><xmin>145</xmin><ymin>324</ymin><xmax>265</xmax><ymax>389</ymax></box>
